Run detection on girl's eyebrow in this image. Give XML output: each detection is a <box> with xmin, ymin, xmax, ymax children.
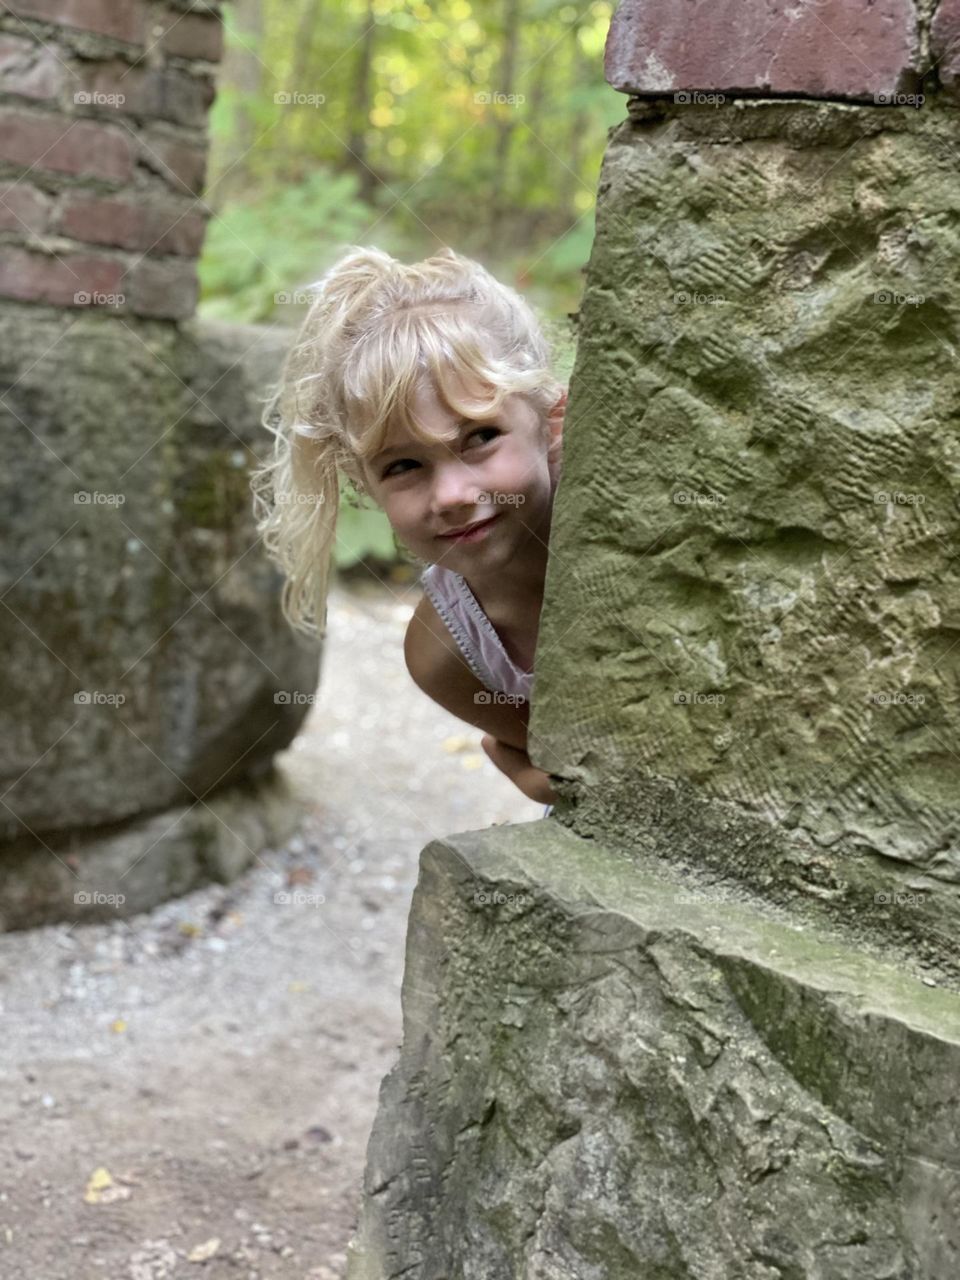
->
<box><xmin>370</xmin><ymin>418</ymin><xmax>475</xmax><ymax>468</ymax></box>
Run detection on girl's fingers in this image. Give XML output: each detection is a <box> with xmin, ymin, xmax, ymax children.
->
<box><xmin>480</xmin><ymin>736</ymin><xmax>558</xmax><ymax>805</ymax></box>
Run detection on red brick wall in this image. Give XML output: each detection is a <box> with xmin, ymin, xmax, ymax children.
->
<box><xmin>0</xmin><ymin>0</ymin><xmax>224</xmax><ymax>320</ymax></box>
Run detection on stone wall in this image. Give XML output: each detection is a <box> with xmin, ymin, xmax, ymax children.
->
<box><xmin>348</xmin><ymin>2</ymin><xmax>960</xmax><ymax>1275</ymax></box>
<box><xmin>0</xmin><ymin>0</ymin><xmax>321</xmax><ymax>929</ymax></box>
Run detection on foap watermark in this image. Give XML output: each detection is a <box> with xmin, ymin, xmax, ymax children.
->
<box><xmin>74</xmin><ymin>291</ymin><xmax>124</xmax><ymax>308</ymax></box>
<box><xmin>874</xmin><ymin>92</ymin><xmax>924</xmax><ymax>109</ymax></box>
<box><xmin>867</xmin><ymin>691</ymin><xmax>925</xmax><ymax>707</ymax></box>
<box><xmin>477</xmin><ymin>491</ymin><xmax>524</xmax><ymax>506</ymax></box>
<box><xmin>674</xmin><ymin>889</ymin><xmax>726</xmax><ymax>905</ymax></box>
<box><xmin>274</xmin><ymin>90</ymin><xmax>325</xmax><ymax>107</ymax></box>
<box><xmin>674</xmin><ymin>91</ymin><xmax>725</xmax><ymax>107</ymax></box>
<box><xmin>274</xmin><ymin>691</ymin><xmax>319</xmax><ymax>705</ymax></box>
<box><xmin>75</xmin><ymin>890</ymin><xmax>126</xmax><ymax>907</ymax></box>
<box><xmin>673</xmin><ymin>490</ymin><xmax>726</xmax><ymax>506</ymax></box>
<box><xmin>275</xmin><ymin>492</ymin><xmax>326</xmax><ymax>506</ymax></box>
<box><xmin>675</xmin><ymin>291</ymin><xmax>726</xmax><ymax>306</ymax></box>
<box><xmin>674</xmin><ymin>691</ymin><xmax>725</xmax><ymax>705</ymax></box>
<box><xmin>74</xmin><ymin>90</ymin><xmax>125</xmax><ymax>108</ymax></box>
<box><xmin>874</xmin><ymin>289</ymin><xmax>924</xmax><ymax>306</ymax></box>
<box><xmin>475</xmin><ymin>91</ymin><xmax>525</xmax><ymax>106</ymax></box>
<box><xmin>473</xmin><ymin>889</ymin><xmax>529</xmax><ymax>906</ymax></box>
<box><xmin>74</xmin><ymin>690</ymin><xmax>125</xmax><ymax>706</ymax></box>
<box><xmin>274</xmin><ymin>890</ymin><xmax>326</xmax><ymax>907</ymax></box>
<box><xmin>475</xmin><ymin>690</ymin><xmax>525</xmax><ymax>707</ymax></box>
<box><xmin>274</xmin><ymin>290</ymin><xmax>317</xmax><ymax>306</ymax></box>
<box><xmin>75</xmin><ymin>490</ymin><xmax>125</xmax><ymax>506</ymax></box>
<box><xmin>874</xmin><ymin>890</ymin><xmax>926</xmax><ymax>906</ymax></box>
<box><xmin>874</xmin><ymin>490</ymin><xmax>925</xmax><ymax>505</ymax></box>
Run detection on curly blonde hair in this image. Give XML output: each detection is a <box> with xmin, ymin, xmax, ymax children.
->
<box><xmin>251</xmin><ymin>244</ymin><xmax>566</xmax><ymax>639</ymax></box>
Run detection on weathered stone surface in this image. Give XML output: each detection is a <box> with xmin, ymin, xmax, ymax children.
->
<box><xmin>348</xmin><ymin>823</ymin><xmax>960</xmax><ymax>1279</ymax></box>
<box><xmin>529</xmin><ymin>98</ymin><xmax>960</xmax><ymax>981</ymax></box>
<box><xmin>0</xmin><ymin>769</ymin><xmax>303</xmax><ymax>930</ymax></box>
<box><xmin>931</xmin><ymin>0</ymin><xmax>960</xmax><ymax>96</ymax></box>
<box><xmin>0</xmin><ymin>311</ymin><xmax>318</xmax><ymax>852</ymax></box>
<box><xmin>604</xmin><ymin>0</ymin><xmax>927</xmax><ymax>101</ymax></box>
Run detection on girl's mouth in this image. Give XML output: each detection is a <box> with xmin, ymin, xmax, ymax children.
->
<box><xmin>436</xmin><ymin>513</ymin><xmax>501</xmax><ymax>544</ymax></box>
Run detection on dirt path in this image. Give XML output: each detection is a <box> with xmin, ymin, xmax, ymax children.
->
<box><xmin>0</xmin><ymin>578</ymin><xmax>541</xmax><ymax>1280</ymax></box>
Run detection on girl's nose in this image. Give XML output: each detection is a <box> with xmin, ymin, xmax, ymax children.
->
<box><xmin>430</xmin><ymin>461</ymin><xmax>481</xmax><ymax>513</ymax></box>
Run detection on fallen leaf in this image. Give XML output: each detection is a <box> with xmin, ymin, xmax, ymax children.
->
<box><xmin>287</xmin><ymin>866</ymin><xmax>314</xmax><ymax>887</ymax></box>
<box><xmin>288</xmin><ymin>981</ymin><xmax>309</xmax><ymax>993</ymax></box>
<box><xmin>111</xmin><ymin>1018</ymin><xmax>127</xmax><ymax>1033</ymax></box>
<box><xmin>188</xmin><ymin>1237</ymin><xmax>221</xmax><ymax>1263</ymax></box>
<box><xmin>83</xmin><ymin>1167</ymin><xmax>132</xmax><ymax>1204</ymax></box>
<box><xmin>178</xmin><ymin>922</ymin><xmax>201</xmax><ymax>937</ymax></box>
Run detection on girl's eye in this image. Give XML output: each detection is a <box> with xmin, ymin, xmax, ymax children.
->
<box><xmin>465</xmin><ymin>426</ymin><xmax>500</xmax><ymax>448</ymax></box>
<box><xmin>382</xmin><ymin>458</ymin><xmax>420</xmax><ymax>479</ymax></box>
<box><xmin>380</xmin><ymin>426</ymin><xmax>498</xmax><ymax>477</ymax></box>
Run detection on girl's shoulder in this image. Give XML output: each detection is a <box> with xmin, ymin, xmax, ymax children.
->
<box><xmin>404</xmin><ymin>587</ymin><xmax>462</xmax><ymax>678</ymax></box>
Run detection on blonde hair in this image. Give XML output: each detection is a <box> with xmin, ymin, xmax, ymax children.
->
<box><xmin>251</xmin><ymin>244</ymin><xmax>565</xmax><ymax>639</ymax></box>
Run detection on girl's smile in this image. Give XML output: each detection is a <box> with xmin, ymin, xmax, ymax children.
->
<box><xmin>435</xmin><ymin>512</ymin><xmax>501</xmax><ymax>543</ymax></box>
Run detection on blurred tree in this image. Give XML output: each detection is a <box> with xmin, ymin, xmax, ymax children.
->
<box><xmin>346</xmin><ymin>0</ymin><xmax>380</xmax><ymax>203</ymax></box>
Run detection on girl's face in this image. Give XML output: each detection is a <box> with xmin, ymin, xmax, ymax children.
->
<box><xmin>362</xmin><ymin>380</ymin><xmax>564</xmax><ymax>575</ymax></box>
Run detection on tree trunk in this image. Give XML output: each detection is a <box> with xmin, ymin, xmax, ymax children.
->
<box><xmin>567</xmin><ymin>21</ymin><xmax>589</xmax><ymax>222</ymax></box>
<box><xmin>346</xmin><ymin>0</ymin><xmax>379</xmax><ymax>205</ymax></box>
<box><xmin>489</xmin><ymin>0</ymin><xmax>521</xmax><ymax>252</ymax></box>
<box><xmin>290</xmin><ymin>0</ymin><xmax>324</xmax><ymax>98</ymax></box>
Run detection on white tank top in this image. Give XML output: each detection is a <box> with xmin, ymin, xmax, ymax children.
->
<box><xmin>419</xmin><ymin>564</ymin><xmax>534</xmax><ymax>704</ymax></box>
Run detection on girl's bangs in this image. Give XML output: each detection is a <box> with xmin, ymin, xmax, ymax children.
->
<box><xmin>348</xmin><ymin>305</ymin><xmax>510</xmax><ymax>462</ymax></box>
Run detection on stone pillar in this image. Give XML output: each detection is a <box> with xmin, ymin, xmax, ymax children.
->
<box><xmin>0</xmin><ymin>1</ymin><xmax>320</xmax><ymax>929</ymax></box>
<box><xmin>347</xmin><ymin>3</ymin><xmax>960</xmax><ymax>1276</ymax></box>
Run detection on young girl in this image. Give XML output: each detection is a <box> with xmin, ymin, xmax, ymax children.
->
<box><xmin>251</xmin><ymin>244</ymin><xmax>566</xmax><ymax>808</ymax></box>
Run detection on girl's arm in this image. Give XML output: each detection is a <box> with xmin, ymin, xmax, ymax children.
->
<box><xmin>404</xmin><ymin>595</ymin><xmax>558</xmax><ymax>803</ymax></box>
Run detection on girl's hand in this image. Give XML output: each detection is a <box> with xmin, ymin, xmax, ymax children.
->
<box><xmin>480</xmin><ymin>735</ymin><xmax>558</xmax><ymax>806</ymax></box>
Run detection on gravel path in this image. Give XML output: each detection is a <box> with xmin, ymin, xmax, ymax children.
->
<box><xmin>0</xmin><ymin>577</ymin><xmax>541</xmax><ymax>1280</ymax></box>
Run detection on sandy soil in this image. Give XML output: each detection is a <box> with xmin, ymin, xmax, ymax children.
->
<box><xmin>0</xmin><ymin>576</ymin><xmax>541</xmax><ymax>1280</ymax></box>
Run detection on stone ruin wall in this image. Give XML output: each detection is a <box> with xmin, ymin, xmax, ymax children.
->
<box><xmin>0</xmin><ymin>0</ymin><xmax>316</xmax><ymax>930</ymax></box>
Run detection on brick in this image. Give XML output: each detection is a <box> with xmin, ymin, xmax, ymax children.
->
<box><xmin>53</xmin><ymin>192</ymin><xmax>148</xmax><ymax>250</ymax></box>
<box><xmin>0</xmin><ymin>181</ymin><xmax>51</xmax><ymax>234</ymax></box>
<box><xmin>0</xmin><ymin>245</ymin><xmax>125</xmax><ymax>307</ymax></box>
<box><xmin>152</xmin><ymin>7</ymin><xmax>224</xmax><ymax>63</ymax></box>
<box><xmin>77</xmin><ymin>60</ymin><xmax>216</xmax><ymax>129</ymax></box>
<box><xmin>604</xmin><ymin>0</ymin><xmax>922</xmax><ymax>101</ymax></box>
<box><xmin>931</xmin><ymin>0</ymin><xmax>960</xmax><ymax>97</ymax></box>
<box><xmin>53</xmin><ymin>191</ymin><xmax>207</xmax><ymax>256</ymax></box>
<box><xmin>4</xmin><ymin>0</ymin><xmax>147</xmax><ymax>46</ymax></box>
<box><xmin>0</xmin><ymin>110</ymin><xmax>134</xmax><ymax>183</ymax></box>
<box><xmin>127</xmin><ymin>255</ymin><xmax>198</xmax><ymax>319</ymax></box>
<box><xmin>140</xmin><ymin>132</ymin><xmax>208</xmax><ymax>195</ymax></box>
<box><xmin>0</xmin><ymin>33</ymin><xmax>66</xmax><ymax>100</ymax></box>
<box><xmin>145</xmin><ymin>204</ymin><xmax>206</xmax><ymax>256</ymax></box>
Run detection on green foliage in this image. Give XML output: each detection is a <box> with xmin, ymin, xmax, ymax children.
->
<box><xmin>198</xmin><ymin>170</ymin><xmax>377</xmax><ymax>324</ymax></box>
<box><xmin>202</xmin><ymin>0</ymin><xmax>624</xmax><ymax>322</ymax></box>
<box><xmin>334</xmin><ymin>488</ymin><xmax>399</xmax><ymax>568</ymax></box>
